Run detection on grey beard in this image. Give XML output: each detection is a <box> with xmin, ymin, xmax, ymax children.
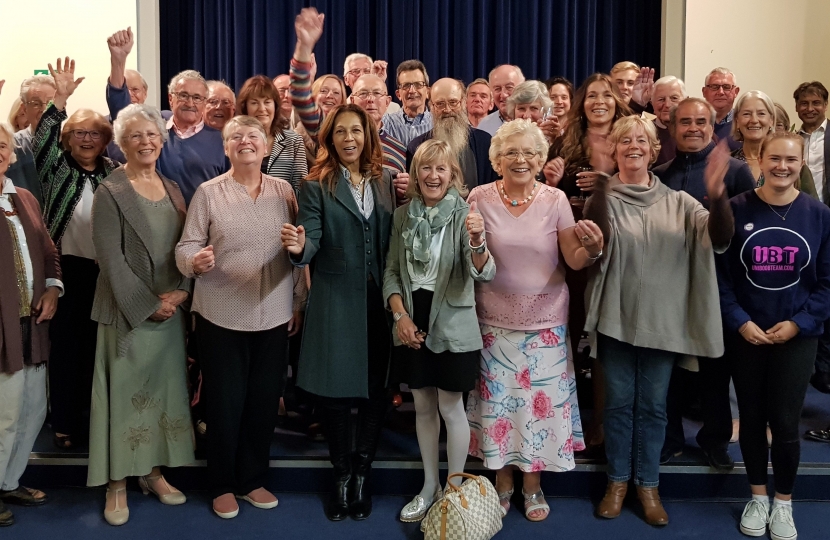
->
<box><xmin>432</xmin><ymin>114</ymin><xmax>470</xmax><ymax>156</ymax></box>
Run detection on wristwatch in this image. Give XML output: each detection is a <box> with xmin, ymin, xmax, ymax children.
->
<box><xmin>393</xmin><ymin>312</ymin><xmax>408</xmax><ymax>322</ymax></box>
<box><xmin>469</xmin><ymin>238</ymin><xmax>487</xmax><ymax>254</ymax></box>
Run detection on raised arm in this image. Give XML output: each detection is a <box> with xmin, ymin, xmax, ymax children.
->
<box><xmin>704</xmin><ymin>141</ymin><xmax>736</xmax><ymax>250</ymax></box>
<box><xmin>290</xmin><ymin>8</ymin><xmax>325</xmax><ymax>137</ymax></box>
<box><xmin>106</xmin><ymin>27</ymin><xmax>134</xmax><ymax>120</ymax></box>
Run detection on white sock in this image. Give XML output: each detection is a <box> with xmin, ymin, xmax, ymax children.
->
<box><xmin>752</xmin><ymin>494</ymin><xmax>770</xmax><ymax>508</ymax></box>
<box><xmin>772</xmin><ymin>497</ymin><xmax>792</xmax><ymax>508</ymax></box>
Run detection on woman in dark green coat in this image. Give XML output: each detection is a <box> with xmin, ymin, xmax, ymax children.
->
<box><xmin>281</xmin><ymin>104</ymin><xmax>397</xmax><ymax>522</ymax></box>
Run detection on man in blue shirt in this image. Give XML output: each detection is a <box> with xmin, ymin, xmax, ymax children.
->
<box><xmin>380</xmin><ymin>60</ymin><xmax>433</xmax><ymax>146</ymax></box>
<box><xmin>702</xmin><ymin>67</ymin><xmax>742</xmax><ymax>151</ymax></box>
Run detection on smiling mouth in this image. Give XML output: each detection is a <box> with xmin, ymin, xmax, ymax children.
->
<box><xmin>239</xmin><ymin>148</ymin><xmax>255</xmax><ymax>154</ymax></box>
<box><xmin>511</xmin><ymin>167</ymin><xmax>530</xmax><ymax>174</ymax></box>
<box><xmin>424</xmin><ymin>181</ymin><xmax>441</xmax><ymax>189</ymax></box>
<box><xmin>80</xmin><ymin>144</ymin><xmax>95</xmax><ymax>150</ymax></box>
<box><xmin>342</xmin><ymin>146</ymin><xmax>357</xmax><ymax>152</ymax></box>
<box><xmin>771</xmin><ymin>172</ymin><xmax>791</xmax><ymax>178</ymax></box>
<box><xmin>138</xmin><ymin>149</ymin><xmax>154</xmax><ymax>155</ymax></box>
<box><xmin>625</xmin><ymin>153</ymin><xmax>643</xmax><ymax>159</ymax></box>
<box><xmin>591</xmin><ymin>108</ymin><xmax>608</xmax><ymax>115</ymax></box>
<box><xmin>212</xmin><ymin>112</ymin><xmax>227</xmax><ymax>119</ymax></box>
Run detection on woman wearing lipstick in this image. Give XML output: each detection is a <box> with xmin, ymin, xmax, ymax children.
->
<box><xmin>32</xmin><ymin>57</ymin><xmax>118</xmax><ymax>451</ymax></box>
<box><xmin>236</xmin><ymin>75</ymin><xmax>308</xmax><ymax>194</ymax></box>
<box><xmin>465</xmin><ymin>119</ymin><xmax>602</xmax><ymax>522</ymax></box>
<box><xmin>280</xmin><ymin>104</ymin><xmax>396</xmax><ymax>522</ymax></box>
<box><xmin>717</xmin><ymin>132</ymin><xmax>830</xmax><ymax>540</ymax></box>
<box><xmin>585</xmin><ymin>116</ymin><xmax>733</xmax><ymax>526</ymax></box>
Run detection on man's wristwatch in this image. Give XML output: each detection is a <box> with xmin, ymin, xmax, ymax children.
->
<box><xmin>393</xmin><ymin>312</ymin><xmax>408</xmax><ymax>322</ymax></box>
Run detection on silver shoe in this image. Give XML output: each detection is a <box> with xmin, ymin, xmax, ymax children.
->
<box><xmin>400</xmin><ymin>487</ymin><xmax>442</xmax><ymax>522</ymax></box>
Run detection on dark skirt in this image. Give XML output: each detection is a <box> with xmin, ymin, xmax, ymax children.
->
<box><xmin>392</xmin><ymin>288</ymin><xmax>479</xmax><ymax>392</ymax></box>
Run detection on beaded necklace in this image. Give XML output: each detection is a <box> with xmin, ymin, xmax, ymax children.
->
<box><xmin>499</xmin><ymin>180</ymin><xmax>538</xmax><ymax>207</ymax></box>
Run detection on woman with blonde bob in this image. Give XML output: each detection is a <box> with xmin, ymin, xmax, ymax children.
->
<box><xmin>7</xmin><ymin>98</ymin><xmax>28</xmax><ymax>131</ymax></box>
<box><xmin>384</xmin><ymin>140</ymin><xmax>495</xmax><ymax>522</ymax></box>
<box><xmin>584</xmin><ymin>115</ymin><xmax>734</xmax><ymax>526</ymax></box>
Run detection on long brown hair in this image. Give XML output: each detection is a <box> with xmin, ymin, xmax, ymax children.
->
<box><xmin>236</xmin><ymin>75</ymin><xmax>283</xmax><ymax>137</ymax></box>
<box><xmin>306</xmin><ymin>104</ymin><xmax>383</xmax><ymax>191</ymax></box>
<box><xmin>560</xmin><ymin>73</ymin><xmax>631</xmax><ymax>178</ymax></box>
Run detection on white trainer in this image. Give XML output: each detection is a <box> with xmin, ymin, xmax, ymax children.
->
<box><xmin>769</xmin><ymin>504</ymin><xmax>797</xmax><ymax>540</ymax></box>
<box><xmin>739</xmin><ymin>499</ymin><xmax>769</xmax><ymax>537</ymax></box>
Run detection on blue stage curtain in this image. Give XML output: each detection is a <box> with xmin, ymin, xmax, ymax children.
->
<box><xmin>159</xmin><ymin>0</ymin><xmax>662</xmax><ymax>97</ymax></box>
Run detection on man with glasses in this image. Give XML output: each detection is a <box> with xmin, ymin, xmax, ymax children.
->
<box><xmin>702</xmin><ymin>67</ymin><xmax>742</xmax><ymax>151</ymax></box>
<box><xmin>381</xmin><ymin>60</ymin><xmax>433</xmax><ymax>146</ymax></box>
<box><xmin>106</xmin><ymin>27</ymin><xmax>227</xmax><ymax>204</ymax></box>
<box><xmin>5</xmin><ymin>75</ymin><xmax>56</xmax><ymax>203</ymax></box>
<box><xmin>343</xmin><ymin>53</ymin><xmax>400</xmax><ymax>116</ymax></box>
<box><xmin>406</xmin><ymin>79</ymin><xmax>496</xmax><ymax>190</ymax></box>
<box><xmin>477</xmin><ymin>64</ymin><xmax>525</xmax><ymax>136</ymax></box>
<box><xmin>350</xmin><ymin>74</ymin><xmax>406</xmax><ymax>175</ymax></box>
<box><xmin>272</xmin><ymin>74</ymin><xmax>296</xmax><ymax>127</ymax></box>
<box><xmin>204</xmin><ymin>80</ymin><xmax>236</xmax><ymax>131</ymax></box>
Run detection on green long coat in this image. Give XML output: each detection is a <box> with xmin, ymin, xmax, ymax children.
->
<box><xmin>294</xmin><ymin>169</ymin><xmax>395</xmax><ymax>398</ymax></box>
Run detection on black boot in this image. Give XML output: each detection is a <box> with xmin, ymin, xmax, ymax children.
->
<box><xmin>349</xmin><ymin>395</ymin><xmax>389</xmax><ymax>520</ymax></box>
<box><xmin>322</xmin><ymin>402</ymin><xmax>352</xmax><ymax>521</ymax></box>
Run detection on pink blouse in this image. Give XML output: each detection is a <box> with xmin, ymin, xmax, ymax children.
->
<box><xmin>469</xmin><ymin>182</ymin><xmax>576</xmax><ymax>331</ymax></box>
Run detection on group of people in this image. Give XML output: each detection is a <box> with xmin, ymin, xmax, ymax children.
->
<box><xmin>1</xmin><ymin>7</ymin><xmax>829</xmax><ymax>540</ymax></box>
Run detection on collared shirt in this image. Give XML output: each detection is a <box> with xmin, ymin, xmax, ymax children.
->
<box><xmin>716</xmin><ymin>109</ymin><xmax>734</xmax><ymax>126</ymax></box>
<box><xmin>380</xmin><ymin>109</ymin><xmax>433</xmax><ymax>146</ymax></box>
<box><xmin>476</xmin><ymin>110</ymin><xmax>505</xmax><ymax>136</ymax></box>
<box><xmin>1</xmin><ymin>177</ymin><xmax>64</xmax><ymax>301</ymax></box>
<box><xmin>342</xmin><ymin>166</ymin><xmax>375</xmax><ymax>220</ymax></box>
<box><xmin>166</xmin><ymin>117</ymin><xmax>205</xmax><ymax>139</ymax></box>
<box><xmin>800</xmin><ymin>118</ymin><xmax>827</xmax><ymax>203</ymax></box>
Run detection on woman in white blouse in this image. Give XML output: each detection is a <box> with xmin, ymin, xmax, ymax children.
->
<box><xmin>176</xmin><ymin>115</ymin><xmax>307</xmax><ymax>520</ymax></box>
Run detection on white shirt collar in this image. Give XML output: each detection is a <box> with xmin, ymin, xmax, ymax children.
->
<box><xmin>800</xmin><ymin>118</ymin><xmax>827</xmax><ymax>135</ymax></box>
<box><xmin>1</xmin><ymin>176</ymin><xmax>16</xmax><ymax>195</ymax></box>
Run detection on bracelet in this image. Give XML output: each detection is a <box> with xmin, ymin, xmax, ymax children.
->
<box><xmin>469</xmin><ymin>238</ymin><xmax>487</xmax><ymax>254</ymax></box>
<box><xmin>586</xmin><ymin>248</ymin><xmax>602</xmax><ymax>260</ymax></box>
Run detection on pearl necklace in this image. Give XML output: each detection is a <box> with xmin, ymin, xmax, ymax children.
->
<box><xmin>500</xmin><ymin>181</ymin><xmax>538</xmax><ymax>207</ymax></box>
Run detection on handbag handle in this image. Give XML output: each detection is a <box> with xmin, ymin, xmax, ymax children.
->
<box><xmin>446</xmin><ymin>473</ymin><xmax>488</xmax><ymax>496</ymax></box>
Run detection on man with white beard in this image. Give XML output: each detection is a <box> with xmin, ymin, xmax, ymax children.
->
<box><xmin>406</xmin><ymin>78</ymin><xmax>496</xmax><ymax>190</ymax></box>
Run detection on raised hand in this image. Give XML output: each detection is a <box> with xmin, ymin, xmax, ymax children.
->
<box><xmin>537</xmin><ymin>115</ymin><xmax>560</xmax><ymax>142</ymax></box>
<box><xmin>107</xmin><ymin>27</ymin><xmax>134</xmax><ymax>63</ymax></box>
<box><xmin>465</xmin><ymin>201</ymin><xmax>485</xmax><ymax>246</ymax></box>
<box><xmin>543</xmin><ymin>157</ymin><xmax>565</xmax><ymax>187</ymax></box>
<box><xmin>631</xmin><ymin>67</ymin><xmax>655</xmax><ymax>107</ymax></box>
<box><xmin>192</xmin><ymin>245</ymin><xmax>215</xmax><ymax>275</ymax></box>
<box><xmin>294</xmin><ymin>7</ymin><xmax>324</xmax><ymax>61</ymax></box>
<box><xmin>281</xmin><ymin>223</ymin><xmax>306</xmax><ymax>255</ymax></box>
<box><xmin>49</xmin><ymin>57</ymin><xmax>84</xmax><ymax>99</ymax></box>
<box><xmin>705</xmin><ymin>140</ymin><xmax>730</xmax><ymax>200</ymax></box>
<box><xmin>372</xmin><ymin>60</ymin><xmax>388</xmax><ymax>82</ymax></box>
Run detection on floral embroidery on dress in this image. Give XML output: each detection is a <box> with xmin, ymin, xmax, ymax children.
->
<box><xmin>131</xmin><ymin>380</ymin><xmax>159</xmax><ymax>414</ymax></box>
<box><xmin>125</xmin><ymin>425</ymin><xmax>152</xmax><ymax>451</ymax></box>
<box><xmin>159</xmin><ymin>412</ymin><xmax>190</xmax><ymax>442</ymax></box>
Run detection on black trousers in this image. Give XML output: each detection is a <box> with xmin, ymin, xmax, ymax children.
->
<box><xmin>815</xmin><ymin>321</ymin><xmax>830</xmax><ymax>375</ymax></box>
<box><xmin>727</xmin><ymin>333</ymin><xmax>817</xmax><ymax>495</ymax></box>
<box><xmin>48</xmin><ymin>255</ymin><xmax>99</xmax><ymax>436</ymax></box>
<box><xmin>196</xmin><ymin>314</ymin><xmax>289</xmax><ymax>498</ymax></box>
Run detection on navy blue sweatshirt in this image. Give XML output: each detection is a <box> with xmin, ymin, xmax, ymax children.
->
<box><xmin>716</xmin><ymin>190</ymin><xmax>830</xmax><ymax>336</ymax></box>
<box><xmin>653</xmin><ymin>141</ymin><xmax>756</xmax><ymax>208</ymax></box>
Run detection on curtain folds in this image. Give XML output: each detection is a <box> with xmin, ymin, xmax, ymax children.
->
<box><xmin>159</xmin><ymin>0</ymin><xmax>662</xmax><ymax>98</ymax></box>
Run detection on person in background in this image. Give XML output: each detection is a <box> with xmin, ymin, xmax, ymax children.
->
<box><xmin>342</xmin><ymin>52</ymin><xmax>400</xmax><ymax>115</ymax></box>
<box><xmin>650</xmin><ymin>76</ymin><xmax>686</xmax><ymax>167</ymax></box>
<box><xmin>611</xmin><ymin>62</ymin><xmax>656</xmax><ymax>115</ymax></box>
<box><xmin>0</xmin><ymin>120</ymin><xmax>62</xmax><ymax>528</ymax></box>
<box><xmin>702</xmin><ymin>67</ymin><xmax>742</xmax><ymax>151</ymax></box>
<box><xmin>774</xmin><ymin>103</ymin><xmax>792</xmax><ymax>133</ymax></box>
<box><xmin>477</xmin><ymin>65</ymin><xmax>525</xmax><ymax>136</ymax></box>
<box><xmin>7</xmin><ymin>98</ymin><xmax>28</xmax><ymax>132</ymax></box>
<box><xmin>385</xmin><ymin>140</ymin><xmax>495</xmax><ymax>523</ymax></box>
<box><xmin>33</xmin><ymin>58</ymin><xmax>118</xmax><ymax>450</ymax></box>
<box><xmin>544</xmin><ymin>77</ymin><xmax>573</xmax><ymax>132</ymax></box>
<box><xmin>106</xmin><ymin>27</ymin><xmax>227</xmax><ymax>204</ymax></box>
<box><xmin>204</xmin><ymin>81</ymin><xmax>236</xmax><ymax>132</ymax></box>
<box><xmin>609</xmin><ymin>61</ymin><xmax>640</xmax><ymax>106</ymax></box>
<box><xmin>466</xmin><ymin>78</ymin><xmax>494</xmax><ymax>128</ymax></box>
<box><xmin>349</xmin><ymin>74</ymin><xmax>408</xmax><ymax>178</ymax></box>
<box><xmin>717</xmin><ymin>131</ymin><xmax>830</xmax><ymax>540</ymax></box>
<box><xmin>273</xmin><ymin>74</ymin><xmax>295</xmax><ymax>127</ymax></box>
<box><xmin>236</xmin><ymin>75</ymin><xmax>308</xmax><ymax>194</ymax></box>
<box><xmin>381</xmin><ymin>60</ymin><xmax>433</xmax><ymax>146</ymax></box>
<box><xmin>506</xmin><ymin>80</ymin><xmax>559</xmax><ymax>141</ymax></box>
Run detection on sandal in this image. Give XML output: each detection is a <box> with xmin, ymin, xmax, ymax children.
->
<box><xmin>0</xmin><ymin>487</ymin><xmax>48</xmax><ymax>506</ymax></box>
<box><xmin>53</xmin><ymin>433</ymin><xmax>73</xmax><ymax>450</ymax></box>
<box><xmin>522</xmin><ymin>489</ymin><xmax>550</xmax><ymax>522</ymax></box>
<box><xmin>497</xmin><ymin>487</ymin><xmax>514</xmax><ymax>518</ymax></box>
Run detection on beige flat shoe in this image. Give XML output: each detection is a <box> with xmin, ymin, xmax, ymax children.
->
<box><xmin>104</xmin><ymin>487</ymin><xmax>129</xmax><ymax>526</ymax></box>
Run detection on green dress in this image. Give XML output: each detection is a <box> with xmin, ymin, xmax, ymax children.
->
<box><xmin>87</xmin><ymin>194</ymin><xmax>195</xmax><ymax>486</ymax></box>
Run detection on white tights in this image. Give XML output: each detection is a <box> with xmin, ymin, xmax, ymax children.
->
<box><xmin>411</xmin><ymin>388</ymin><xmax>470</xmax><ymax>499</ymax></box>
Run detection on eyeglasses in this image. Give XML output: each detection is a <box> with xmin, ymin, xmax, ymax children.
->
<box><xmin>347</xmin><ymin>68</ymin><xmax>372</xmax><ymax>78</ymax></box>
<box><xmin>24</xmin><ymin>99</ymin><xmax>48</xmax><ymax>111</ymax></box>
<box><xmin>71</xmin><ymin>130</ymin><xmax>103</xmax><ymax>141</ymax></box>
<box><xmin>207</xmin><ymin>98</ymin><xmax>234</xmax><ymax>107</ymax></box>
<box><xmin>399</xmin><ymin>82</ymin><xmax>427</xmax><ymax>91</ymax></box>
<box><xmin>705</xmin><ymin>84</ymin><xmax>735</xmax><ymax>92</ymax></box>
<box><xmin>353</xmin><ymin>91</ymin><xmax>388</xmax><ymax>100</ymax></box>
<box><xmin>172</xmin><ymin>92</ymin><xmax>206</xmax><ymax>104</ymax></box>
<box><xmin>501</xmin><ymin>150</ymin><xmax>538</xmax><ymax>160</ymax></box>
<box><xmin>432</xmin><ymin>99</ymin><xmax>461</xmax><ymax>110</ymax></box>
<box><xmin>127</xmin><ymin>131</ymin><xmax>161</xmax><ymax>143</ymax></box>
<box><xmin>275</xmin><ymin>87</ymin><xmax>290</xmax><ymax>95</ymax></box>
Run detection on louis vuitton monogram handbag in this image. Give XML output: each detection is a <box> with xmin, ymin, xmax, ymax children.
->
<box><xmin>421</xmin><ymin>473</ymin><xmax>502</xmax><ymax>540</ymax></box>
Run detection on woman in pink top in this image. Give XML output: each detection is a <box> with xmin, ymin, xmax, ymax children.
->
<box><xmin>465</xmin><ymin>120</ymin><xmax>604</xmax><ymax>522</ymax></box>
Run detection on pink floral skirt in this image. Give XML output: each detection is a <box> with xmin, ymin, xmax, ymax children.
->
<box><xmin>466</xmin><ymin>323</ymin><xmax>584</xmax><ymax>472</ymax></box>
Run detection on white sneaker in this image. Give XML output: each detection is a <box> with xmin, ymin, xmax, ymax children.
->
<box><xmin>739</xmin><ymin>499</ymin><xmax>769</xmax><ymax>537</ymax></box>
<box><xmin>769</xmin><ymin>504</ymin><xmax>797</xmax><ymax>540</ymax></box>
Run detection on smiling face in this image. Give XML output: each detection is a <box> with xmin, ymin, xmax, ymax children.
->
<box><xmin>245</xmin><ymin>94</ymin><xmax>276</xmax><ymax>134</ymax></box>
<box><xmin>651</xmin><ymin>82</ymin><xmax>684</xmax><ymax>124</ymax></box>
<box><xmin>672</xmin><ymin>101</ymin><xmax>714</xmax><ymax>153</ymax></box>
<box><xmin>225</xmin><ymin>124</ymin><xmax>267</xmax><ymax>167</ymax></box>
<box><xmin>466</xmin><ymin>83</ymin><xmax>493</xmax><ymax>118</ymax></box>
<box><xmin>702</xmin><ymin>72</ymin><xmax>739</xmax><ymax>118</ymax></box>
<box><xmin>316</xmin><ymin>77</ymin><xmax>345</xmax><ymax>116</ymax></box>
<box><xmin>489</xmin><ymin>66</ymin><xmax>524</xmax><ymax>118</ymax></box>
<box><xmin>796</xmin><ymin>91</ymin><xmax>828</xmax><ymax>132</ymax></box>
<box><xmin>67</xmin><ymin>118</ymin><xmax>108</xmax><ymax>164</ymax></box>
<box><xmin>344</xmin><ymin>57</ymin><xmax>372</xmax><ymax>88</ymax></box>
<box><xmin>395</xmin><ymin>69</ymin><xmax>430</xmax><ymax>116</ymax></box>
<box><xmin>169</xmin><ymin>78</ymin><xmax>208</xmax><ymax>129</ymax></box>
<box><xmin>514</xmin><ymin>101</ymin><xmax>543</xmax><ymax>123</ymax></box>
<box><xmin>204</xmin><ymin>84</ymin><xmax>235</xmax><ymax>131</ymax></box>
<box><xmin>121</xmin><ymin>117</ymin><xmax>163</xmax><ymax>167</ymax></box>
<box><xmin>584</xmin><ymin>80</ymin><xmax>616</xmax><ymax>129</ymax></box>
<box><xmin>417</xmin><ymin>159</ymin><xmax>452</xmax><ymax>206</ymax></box>
<box><xmin>350</xmin><ymin>75</ymin><xmax>391</xmax><ymax>126</ymax></box>
<box><xmin>549</xmin><ymin>84</ymin><xmax>571</xmax><ymax>119</ymax></box>
<box><xmin>614</xmin><ymin>125</ymin><xmax>652</xmax><ymax>175</ymax></box>
<box><xmin>22</xmin><ymin>83</ymin><xmax>57</xmax><ymax>131</ymax></box>
<box><xmin>125</xmin><ymin>70</ymin><xmax>148</xmax><ymax>104</ymax></box>
<box><xmin>760</xmin><ymin>138</ymin><xmax>803</xmax><ymax>191</ymax></box>
<box><xmin>497</xmin><ymin>133</ymin><xmax>542</xmax><ymax>187</ymax></box>
<box><xmin>736</xmin><ymin>96</ymin><xmax>773</xmax><ymax>142</ymax></box>
<box><xmin>331</xmin><ymin>111</ymin><xmax>365</xmax><ymax>167</ymax></box>
<box><xmin>612</xmin><ymin>69</ymin><xmax>638</xmax><ymax>104</ymax></box>
<box><xmin>0</xmin><ymin>130</ymin><xmax>13</xmax><ymax>177</ymax></box>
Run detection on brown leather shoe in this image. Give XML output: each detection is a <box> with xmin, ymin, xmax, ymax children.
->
<box><xmin>596</xmin><ymin>481</ymin><xmax>627</xmax><ymax>519</ymax></box>
<box><xmin>636</xmin><ymin>486</ymin><xmax>669</xmax><ymax>526</ymax></box>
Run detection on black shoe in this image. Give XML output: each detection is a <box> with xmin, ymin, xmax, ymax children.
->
<box><xmin>325</xmin><ymin>474</ymin><xmax>352</xmax><ymax>521</ymax></box>
<box><xmin>805</xmin><ymin>426</ymin><xmax>830</xmax><ymax>443</ymax></box>
<box><xmin>0</xmin><ymin>501</ymin><xmax>13</xmax><ymax>527</ymax></box>
<box><xmin>321</xmin><ymin>403</ymin><xmax>353</xmax><ymax>521</ymax></box>
<box><xmin>348</xmin><ymin>395</ymin><xmax>389</xmax><ymax>521</ymax></box>
<box><xmin>702</xmin><ymin>447</ymin><xmax>734</xmax><ymax>471</ymax></box>
<box><xmin>348</xmin><ymin>466</ymin><xmax>372</xmax><ymax>521</ymax></box>
<box><xmin>660</xmin><ymin>447</ymin><xmax>682</xmax><ymax>465</ymax></box>
<box><xmin>810</xmin><ymin>372</ymin><xmax>830</xmax><ymax>394</ymax></box>
<box><xmin>0</xmin><ymin>487</ymin><xmax>47</xmax><ymax>506</ymax></box>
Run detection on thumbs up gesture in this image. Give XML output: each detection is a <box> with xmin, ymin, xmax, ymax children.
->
<box><xmin>281</xmin><ymin>223</ymin><xmax>306</xmax><ymax>255</ymax></box>
<box><xmin>465</xmin><ymin>201</ymin><xmax>485</xmax><ymax>246</ymax></box>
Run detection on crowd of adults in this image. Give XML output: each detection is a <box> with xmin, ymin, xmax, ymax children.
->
<box><xmin>1</xmin><ymin>7</ymin><xmax>830</xmax><ymax>540</ymax></box>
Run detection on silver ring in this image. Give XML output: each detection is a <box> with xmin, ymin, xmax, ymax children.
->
<box><xmin>582</xmin><ymin>235</ymin><xmax>590</xmax><ymax>241</ymax></box>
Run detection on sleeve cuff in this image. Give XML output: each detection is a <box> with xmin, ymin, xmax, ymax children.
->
<box><xmin>46</xmin><ymin>278</ymin><xmax>65</xmax><ymax>297</ymax></box>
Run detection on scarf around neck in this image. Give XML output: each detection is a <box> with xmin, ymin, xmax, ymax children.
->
<box><xmin>401</xmin><ymin>188</ymin><xmax>460</xmax><ymax>279</ymax></box>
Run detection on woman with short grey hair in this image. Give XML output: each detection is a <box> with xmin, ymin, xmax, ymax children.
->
<box><xmin>506</xmin><ymin>81</ymin><xmax>559</xmax><ymax>141</ymax></box>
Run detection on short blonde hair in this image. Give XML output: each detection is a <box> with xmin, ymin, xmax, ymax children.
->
<box><xmin>60</xmin><ymin>109</ymin><xmax>113</xmax><ymax>152</ymax></box>
<box><xmin>506</xmin><ymin>81</ymin><xmax>553</xmax><ymax>118</ymax></box>
<box><xmin>731</xmin><ymin>90</ymin><xmax>776</xmax><ymax>142</ymax></box>
<box><xmin>611</xmin><ymin>61</ymin><xmax>640</xmax><ymax>76</ymax></box>
<box><xmin>607</xmin><ymin>115</ymin><xmax>661</xmax><ymax>167</ymax></box>
<box><xmin>467</xmin><ymin>78</ymin><xmax>492</xmax><ymax>98</ymax></box>
<box><xmin>7</xmin><ymin>98</ymin><xmax>25</xmax><ymax>129</ymax></box>
<box><xmin>222</xmin><ymin>115</ymin><xmax>268</xmax><ymax>144</ymax></box>
<box><xmin>488</xmin><ymin>119</ymin><xmax>549</xmax><ymax>171</ymax></box>
<box><xmin>0</xmin><ymin>122</ymin><xmax>18</xmax><ymax>166</ymax></box>
<box><xmin>406</xmin><ymin>139</ymin><xmax>468</xmax><ymax>200</ymax></box>
<box><xmin>311</xmin><ymin>75</ymin><xmax>347</xmax><ymax>105</ymax></box>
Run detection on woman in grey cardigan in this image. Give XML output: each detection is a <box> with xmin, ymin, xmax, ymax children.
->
<box><xmin>584</xmin><ymin>116</ymin><xmax>733</xmax><ymax>526</ymax></box>
<box><xmin>88</xmin><ymin>104</ymin><xmax>195</xmax><ymax>526</ymax></box>
<box><xmin>383</xmin><ymin>140</ymin><xmax>495</xmax><ymax>522</ymax></box>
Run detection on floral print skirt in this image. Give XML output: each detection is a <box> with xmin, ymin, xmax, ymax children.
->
<box><xmin>466</xmin><ymin>323</ymin><xmax>584</xmax><ymax>472</ymax></box>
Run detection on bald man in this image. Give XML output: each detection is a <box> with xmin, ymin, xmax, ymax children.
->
<box><xmin>406</xmin><ymin>78</ymin><xmax>496</xmax><ymax>190</ymax></box>
<box><xmin>350</xmin><ymin>74</ymin><xmax>407</xmax><ymax>175</ymax></box>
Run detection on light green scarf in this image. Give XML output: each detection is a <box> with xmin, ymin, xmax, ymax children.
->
<box><xmin>401</xmin><ymin>188</ymin><xmax>460</xmax><ymax>280</ymax></box>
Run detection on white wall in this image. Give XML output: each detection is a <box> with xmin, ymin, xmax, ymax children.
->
<box><xmin>684</xmin><ymin>0</ymin><xmax>830</xmax><ymax>125</ymax></box>
<box><xmin>0</xmin><ymin>0</ymin><xmax>137</xmax><ymax>124</ymax></box>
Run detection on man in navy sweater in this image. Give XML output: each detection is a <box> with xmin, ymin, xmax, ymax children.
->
<box><xmin>654</xmin><ymin>97</ymin><xmax>756</xmax><ymax>470</ymax></box>
<box><xmin>702</xmin><ymin>67</ymin><xmax>742</xmax><ymax>151</ymax></box>
<box><xmin>105</xmin><ymin>28</ymin><xmax>228</xmax><ymax>205</ymax></box>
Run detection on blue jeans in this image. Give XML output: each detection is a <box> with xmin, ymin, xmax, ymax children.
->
<box><xmin>598</xmin><ymin>333</ymin><xmax>675</xmax><ymax>487</ymax></box>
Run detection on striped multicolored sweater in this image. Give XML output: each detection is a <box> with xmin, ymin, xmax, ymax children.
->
<box><xmin>289</xmin><ymin>58</ymin><xmax>321</xmax><ymax>138</ymax></box>
<box><xmin>34</xmin><ymin>104</ymin><xmax>118</xmax><ymax>245</ymax></box>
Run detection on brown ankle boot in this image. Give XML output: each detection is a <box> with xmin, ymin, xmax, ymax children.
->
<box><xmin>636</xmin><ymin>486</ymin><xmax>668</xmax><ymax>526</ymax></box>
<box><xmin>596</xmin><ymin>481</ymin><xmax>627</xmax><ymax>519</ymax></box>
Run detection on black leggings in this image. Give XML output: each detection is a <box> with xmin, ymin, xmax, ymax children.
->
<box><xmin>727</xmin><ymin>333</ymin><xmax>817</xmax><ymax>495</ymax></box>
